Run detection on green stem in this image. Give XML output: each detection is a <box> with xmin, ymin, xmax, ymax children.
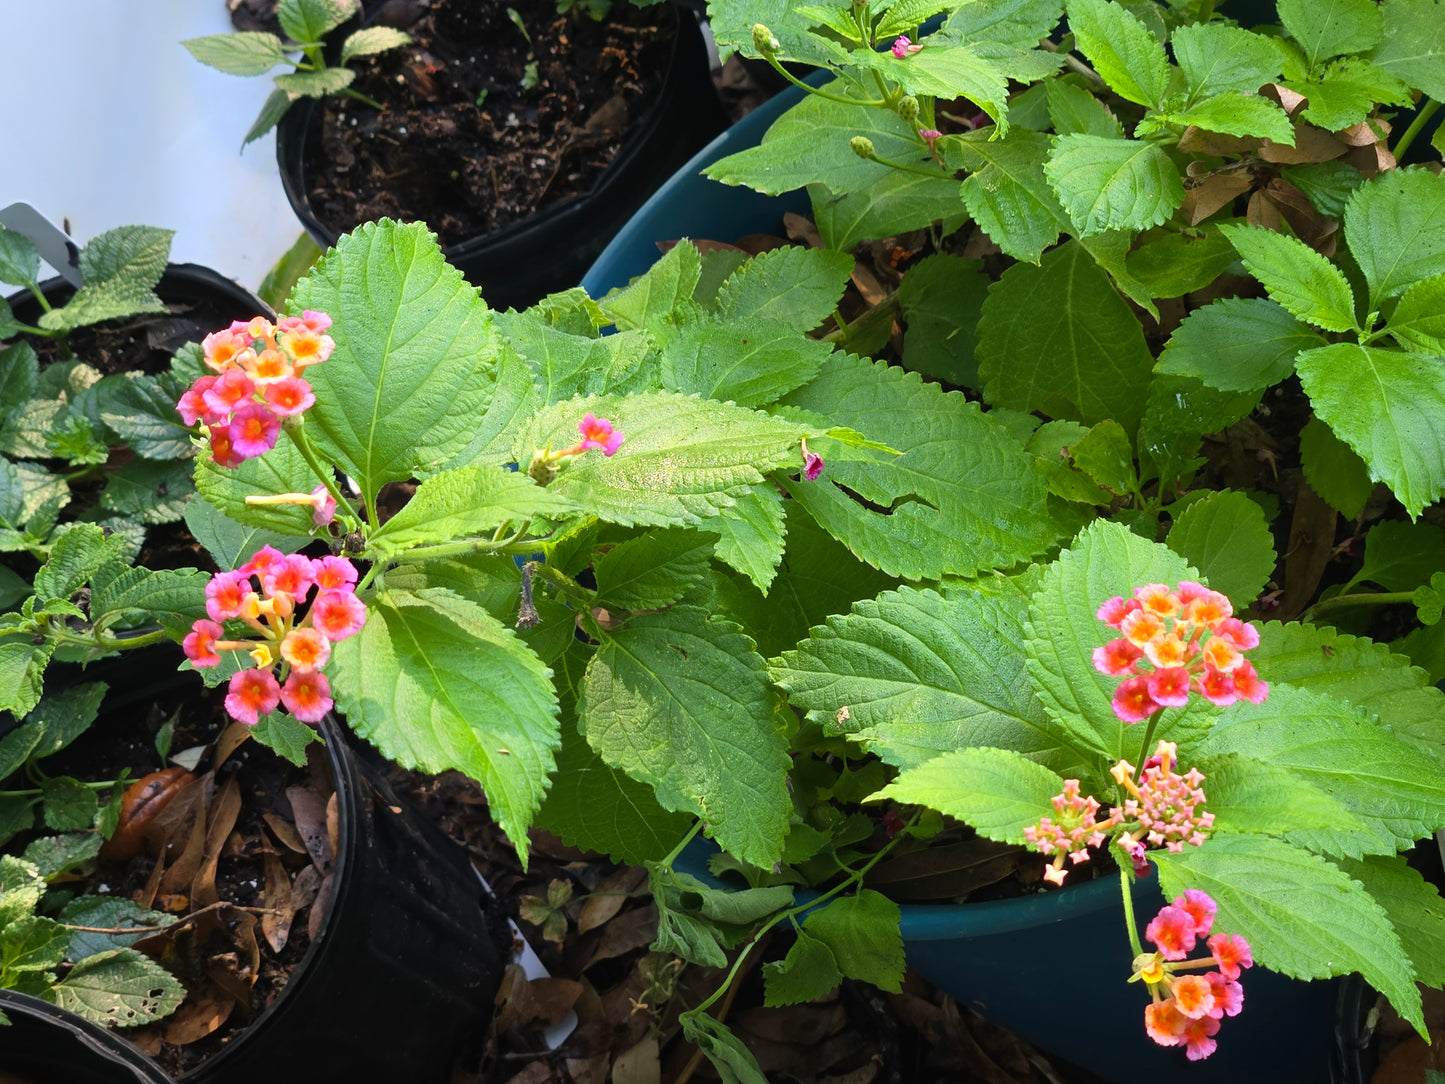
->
<box><xmin>1299</xmin><ymin>590</ymin><xmax>1416</xmax><ymax>625</ymax></box>
<box><xmin>528</xmin><ymin>561</ymin><xmax>595</xmax><ymax>607</ymax></box>
<box><xmin>1392</xmin><ymin>98</ymin><xmax>1440</xmax><ymax>163</ymax></box>
<box><xmin>660</xmin><ymin>821</ymin><xmax>704</xmax><ymax>870</ymax></box>
<box><xmin>0</xmin><ymin>779</ymin><xmax>117</xmax><ymax>799</ymax></box>
<box><xmin>46</xmin><ymin>625</ymin><xmax>171</xmax><ymax>653</ymax></box>
<box><xmin>761</xmin><ymin>53</ymin><xmax>886</xmax><ymax>108</ymax></box>
<box><xmin>861</xmin><ymin>150</ymin><xmax>953</xmax><ymax>179</ymax></box>
<box><xmin>387</xmin><ymin>525</ymin><xmax>534</xmax><ymax>565</ymax></box>
<box><xmin>1135</xmin><ymin>707</ymin><xmax>1165</xmax><ymax>770</ymax></box>
<box><xmin>340</xmin><ymin>85</ymin><xmax>386</xmax><ymax>111</ymax></box>
<box><xmin>282</xmin><ymin>420</ymin><xmax>360</xmax><ymax>532</ymax></box>
<box><xmin>687</xmin><ymin>811</ymin><xmax>920</xmax><ymax>1019</ymax></box>
<box><xmin>1119</xmin><ymin>863</ymin><xmax>1144</xmax><ymax>957</ymax></box>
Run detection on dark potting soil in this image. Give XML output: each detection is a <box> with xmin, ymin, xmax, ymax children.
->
<box><xmin>31</xmin><ymin>675</ymin><xmax>334</xmax><ymax>1076</ymax></box>
<box><xmin>301</xmin><ymin>0</ymin><xmax>677</xmax><ymax>248</ymax></box>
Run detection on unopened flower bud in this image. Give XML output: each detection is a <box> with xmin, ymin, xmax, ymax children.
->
<box><xmin>752</xmin><ymin>23</ymin><xmax>780</xmax><ymax>55</ymax></box>
<box><xmin>850</xmin><ymin>136</ymin><xmax>876</xmax><ymax>160</ymax></box>
<box><xmin>898</xmin><ymin>96</ymin><xmax>919</xmax><ymax>123</ymax></box>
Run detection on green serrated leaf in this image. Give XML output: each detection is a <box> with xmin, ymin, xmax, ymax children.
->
<box><xmin>1280</xmin><ymin>162</ymin><xmax>1365</xmax><ymax>217</ymax></box>
<box><xmin>77</xmin><ymin>225</ymin><xmax>172</xmax><ymax>290</ymax></box>
<box><xmin>1337</xmin><ymin>854</ymin><xmax>1445</xmax><ymax>989</ymax></box>
<box><xmin>94</xmin><ymin>373</ymin><xmax>193</xmax><ymax>461</ymax></box>
<box><xmin>1045</xmin><ymin>134</ymin><xmax>1183</xmax><ymax>235</ymax></box>
<box><xmin>182</xmin><ymin>498</ymin><xmax>313</xmax><ymax>572</ymax></box>
<box><xmin>1156</xmin><ymin>297</ymin><xmax>1320</xmax><ymax>392</ymax></box>
<box><xmin>802</xmin><ymin>889</ymin><xmax>903</xmax><ymax>992</ymax></box>
<box><xmin>1046</xmin><ymin>79</ymin><xmax>1123</xmax><ymax>137</ymax></box>
<box><xmin>250</xmin><ymin>713</ymin><xmax>323</xmax><ymax>765</ymax></box>
<box><xmin>950</xmin><ymin>127</ymin><xmax>1070</xmax><ymax>264</ymax></box>
<box><xmin>1278</xmin><ymin>0</ymin><xmax>1382</xmax><ymax>69</ymax></box>
<box><xmin>0</xmin><ymin>229</ymin><xmax>41</xmax><ymax>291</ymax></box>
<box><xmin>580</xmin><ymin>606</ymin><xmax>789</xmax><ymax>868</ymax></box>
<box><xmin>763</xmin><ymin>930</ymin><xmax>842</xmax><ymax>1006</ymax></box>
<box><xmin>38</xmin><ymin>278</ymin><xmax>168</xmax><ymax>333</ymax></box>
<box><xmin>329</xmin><ymin>587</ymin><xmax>558</xmax><ymax>862</ymax></box>
<box><xmin>872</xmin><ymin>746</ymin><xmax>1066</xmax><ymax>843</ymax></box>
<box><xmin>194</xmin><ymin>428</ymin><xmax>327</xmax><ymax>536</ymax></box>
<box><xmin>278</xmin><ymin>0</ymin><xmax>356</xmax><ymax>42</ymax></box>
<box><xmin>49</xmin><ymin>948</ymin><xmax>185</xmax><ymax>1028</ymax></box>
<box><xmin>1295</xmin><ymin>342</ymin><xmax>1445</xmax><ymax>518</ymax></box>
<box><xmin>1122</xmin><ymin>226</ymin><xmax>1238</xmax><ymax>301</ymax></box>
<box><xmin>1154</xmin><ymin>92</ymin><xmax>1294</xmax><ymax>143</ymax></box>
<box><xmin>811</xmin><ymin>170</ymin><xmax>967</xmax><ymax>253</ymax></box>
<box><xmin>1200</xmin><ymin>753</ymin><xmax>1369</xmax><ymax>840</ymax></box>
<box><xmin>0</xmin><ymin>856</ymin><xmax>46</xmax><ymax>927</ymax></box>
<box><xmin>513</xmin><ymin>392</ymin><xmax>808</xmax><ymax>529</ymax></box>
<box><xmin>593</xmin><ymin>528</ymin><xmax>717</xmax><ymax>611</ymax></box>
<box><xmin>339</xmin><ymin>25</ymin><xmax>410</xmax><ymax>63</ymax></box>
<box><xmin>771</xmin><ymin>586</ymin><xmax>1064</xmax><ymax>770</ymax></box>
<box><xmin>1299</xmin><ymin>416</ymin><xmax>1374</xmax><ymax>519</ymax></box>
<box><xmin>99</xmin><ymin>458</ymin><xmax>193</xmax><ymax>524</ymax></box>
<box><xmin>1370</xmin><ymin>0</ymin><xmax>1445</xmax><ymax>99</ymax></box>
<box><xmin>1069</xmin><ymin>419</ymin><xmax>1136</xmax><ymax>494</ymax></box>
<box><xmin>33</xmin><ymin>524</ymin><xmax>125</xmax><ymax>603</ymax></box>
<box><xmin>60</xmin><ymin>898</ymin><xmax>176</xmax><ymax>960</ymax></box>
<box><xmin>243</xmin><ymin>86</ymin><xmax>298</xmax><ymax>146</ymax></box>
<box><xmin>1345</xmin><ymin>520</ymin><xmax>1445</xmax><ymax>594</ymax></box>
<box><xmin>1198</xmin><ymin>684</ymin><xmax>1445</xmax><ymax>853</ymax></box>
<box><xmin>1155</xmin><ymin>835</ymin><xmax>1421</xmax><ymax>1035</ymax></box>
<box><xmin>369</xmin><ymin>464</ymin><xmax>576</xmax><ymax>556</ymax></box>
<box><xmin>0</xmin><ymin>642</ymin><xmax>56</xmax><ymax>720</ymax></box>
<box><xmin>1066</xmin><ymin>0</ymin><xmax>1168</xmax><ymax>107</ymax></box>
<box><xmin>182</xmin><ymin>31</ymin><xmax>289</xmax><ymax>75</ymax></box>
<box><xmin>597</xmin><ymin>241</ymin><xmax>701</xmax><ymax>333</ymax></box>
<box><xmin>40</xmin><ymin>779</ymin><xmax>98</xmax><ymax>832</ymax></box>
<box><xmin>898</xmin><ymin>253</ymin><xmax>988</xmax><ymax>388</ymax></box>
<box><xmin>25</xmin><ymin>682</ymin><xmax>108</xmax><ymax>753</ymax></box>
<box><xmin>660</xmin><ymin>318</ymin><xmax>835</xmax><ymax>408</ymax></box>
<box><xmin>1166</xmin><ymin>490</ymin><xmax>1275</xmax><ymax>609</ymax></box>
<box><xmin>1292</xmin><ymin>57</ymin><xmax>1412</xmax><ymax>131</ymax></box>
<box><xmin>781</xmin><ymin>354</ymin><xmax>1058</xmax><ymax>580</ymax></box>
<box><xmin>1219</xmin><ymin>224</ymin><xmax>1357</xmax><ymax>332</ymax></box>
<box><xmin>1173</xmin><ymin>22</ymin><xmax>1285</xmax><ymax>98</ymax></box>
<box><xmin>1345</xmin><ymin>168</ymin><xmax>1445</xmax><ymax>308</ymax></box>
<box><xmin>21</xmin><ymin>832</ymin><xmax>101</xmax><ymax>878</ymax></box>
<box><xmin>1388</xmin><ymin>272</ymin><xmax>1445</xmax><ymax>354</ymax></box>
<box><xmin>715</xmin><ymin>246</ymin><xmax>854</xmax><ymax>333</ymax></box>
<box><xmin>290</xmin><ymin>219</ymin><xmax>498</xmax><ymax>501</ymax></box>
<box><xmin>978</xmin><ymin>240</ymin><xmax>1156</xmax><ymax>435</ymax></box>
<box><xmin>494</xmin><ymin>314</ymin><xmax>655</xmax><ymax>404</ymax></box>
<box><xmin>855</xmin><ymin>41</ymin><xmax>1011</xmax><ymax>131</ymax></box>
<box><xmin>712</xmin><ymin>486</ymin><xmax>786</xmax><ymax>594</ymax></box>
<box><xmin>680</xmin><ymin>1011</ymin><xmax>769</xmax><ymax>1084</ymax></box>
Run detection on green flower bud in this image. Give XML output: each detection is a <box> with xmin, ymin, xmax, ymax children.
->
<box><xmin>850</xmin><ymin>136</ymin><xmax>876</xmax><ymax>159</ymax></box>
<box><xmin>751</xmin><ymin>23</ymin><xmax>780</xmax><ymax>55</ymax></box>
<box><xmin>898</xmin><ymin>96</ymin><xmax>919</xmax><ymax>123</ymax></box>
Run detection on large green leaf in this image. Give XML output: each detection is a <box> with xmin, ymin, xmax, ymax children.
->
<box><xmin>181</xmin><ymin>32</ymin><xmax>289</xmax><ymax>75</ymax></box>
<box><xmin>1219</xmin><ymin>224</ymin><xmax>1357</xmax><ymax>332</ymax></box>
<box><xmin>512</xmin><ymin>392</ymin><xmax>809</xmax><ymax>529</ymax></box>
<box><xmin>182</xmin><ymin>499</ymin><xmax>313</xmax><ymax>571</ymax></box>
<box><xmin>579</xmin><ymin>606</ymin><xmax>790</xmax><ymax>868</ymax></box>
<box><xmin>328</xmin><ymin>587</ymin><xmax>560</xmax><ymax>862</ymax></box>
<box><xmin>1295</xmin><ymin>342</ymin><xmax>1445</xmax><ymax>518</ymax></box>
<box><xmin>1345</xmin><ymin>519</ymin><xmax>1445</xmax><ymax>593</ymax></box>
<box><xmin>780</xmin><ymin>354</ymin><xmax>1057</xmax><ymax>580</ymax></box>
<box><xmin>1172</xmin><ymin>23</ymin><xmax>1285</xmax><ymax>98</ymax></box>
<box><xmin>1065</xmin><ymin>0</ymin><xmax>1169</xmax><ymax>107</ymax></box>
<box><xmin>1299</xmin><ymin>416</ymin><xmax>1374</xmax><ymax>519</ymax></box>
<box><xmin>949</xmin><ymin>128</ymin><xmax>1070</xmax><ymax>264</ymax></box>
<box><xmin>872</xmin><ymin>747</ymin><xmax>1066</xmax><ymax>843</ymax></box>
<box><xmin>93</xmin><ymin>373</ymin><xmax>194</xmax><ymax>460</ymax></box>
<box><xmin>898</xmin><ymin>253</ymin><xmax>989</xmax><ymax>388</ymax></box>
<box><xmin>1277</xmin><ymin>0</ymin><xmax>1383</xmax><ymax>70</ymax></box>
<box><xmin>593</xmin><ymin>528</ymin><xmax>717</xmax><ymax>611</ymax></box>
<box><xmin>714</xmin><ymin>246</ymin><xmax>854</xmax><ymax>333</ymax></box>
<box><xmin>369</xmin><ymin>464</ymin><xmax>575</xmax><ymax>556</ymax></box>
<box><xmin>1252</xmin><ymin>621</ymin><xmax>1445</xmax><ymax>760</ymax></box>
<box><xmin>534</xmin><ymin>720</ymin><xmax>692</xmax><ymax>865</ymax></box>
<box><xmin>289</xmin><ymin>219</ymin><xmax>498</xmax><ymax>501</ymax></box>
<box><xmin>1146</xmin><ymin>92</ymin><xmax>1294</xmax><ymax>143</ymax></box>
<box><xmin>77</xmin><ymin>225</ymin><xmax>172</xmax><ymax>290</ymax></box>
<box><xmin>1045</xmin><ymin>135</ymin><xmax>1183</xmax><ymax>235</ymax></box>
<box><xmin>1387</xmin><ymin>272</ymin><xmax>1445</xmax><ymax>353</ymax></box>
<box><xmin>1154</xmin><ymin>835</ymin><xmax>1422</xmax><ymax>1034</ymax></box>
<box><xmin>771</xmin><ymin>585</ymin><xmax>1067</xmax><ymax>770</ymax></box>
<box><xmin>802</xmin><ymin>890</ymin><xmax>904</xmax><ymax>992</ymax></box>
<box><xmin>1370</xmin><ymin>0</ymin><xmax>1445</xmax><ymax>99</ymax></box>
<box><xmin>853</xmin><ymin>42</ymin><xmax>1011</xmax><ymax>130</ymax></box>
<box><xmin>494</xmin><ymin>317</ymin><xmax>655</xmax><ymax>405</ymax></box>
<box><xmin>811</xmin><ymin>171</ymin><xmax>967</xmax><ymax>253</ymax></box>
<box><xmin>1197</xmin><ymin>684</ymin><xmax>1445</xmax><ymax>853</ymax></box>
<box><xmin>49</xmin><ymin>949</ymin><xmax>186</xmax><ymax>1029</ymax></box>
<box><xmin>1337</xmin><ymin>854</ymin><xmax>1445</xmax><ymax>989</ymax></box>
<box><xmin>1165</xmin><ymin>490</ymin><xmax>1276</xmax><ymax>609</ymax></box>
<box><xmin>712</xmin><ymin>485</ymin><xmax>787</xmax><ymax>594</ymax></box>
<box><xmin>1157</xmin><ymin>298</ymin><xmax>1322</xmax><ymax>392</ymax></box>
<box><xmin>977</xmin><ymin>240</ymin><xmax>1156</xmax><ymax>436</ymax></box>
<box><xmin>1024</xmin><ymin>520</ymin><xmax>1208</xmax><ymax>762</ymax></box>
<box><xmin>660</xmin><ymin>319</ymin><xmax>834</xmax><ymax>408</ymax></box>
<box><xmin>1344</xmin><ymin>168</ymin><xmax>1445</xmax><ymax>308</ymax></box>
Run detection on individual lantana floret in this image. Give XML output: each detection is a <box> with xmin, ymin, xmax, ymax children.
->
<box><xmin>1111</xmin><ymin>741</ymin><xmax>1216</xmax><ymax>855</ymax></box>
<box><xmin>1094</xmin><ymin>582</ymin><xmax>1268</xmax><ymax>722</ymax></box>
<box><xmin>1023</xmin><ymin>779</ymin><xmax>1124</xmax><ymax>885</ymax></box>
<box><xmin>800</xmin><ymin>438</ymin><xmax>824</xmax><ymax>481</ymax></box>
<box><xmin>181</xmin><ymin>547</ymin><xmax>364</xmax><ymax>727</ymax></box>
<box><xmin>176</xmin><ymin>312</ymin><xmax>335</xmax><ymax>469</ymax></box>
<box><xmin>891</xmin><ymin>34</ymin><xmax>924</xmax><ymax>57</ymax></box>
<box><xmin>527</xmin><ymin>414</ymin><xmax>625</xmax><ymax>484</ymax></box>
<box><xmin>1134</xmin><ymin>891</ymin><xmax>1251</xmax><ymax>1061</ymax></box>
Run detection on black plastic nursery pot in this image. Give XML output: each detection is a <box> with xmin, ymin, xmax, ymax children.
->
<box><xmin>275</xmin><ymin>2</ymin><xmax>730</xmax><ymax>313</ymax></box>
<box><xmin>0</xmin><ymin>990</ymin><xmax>173</xmax><ymax>1084</ymax></box>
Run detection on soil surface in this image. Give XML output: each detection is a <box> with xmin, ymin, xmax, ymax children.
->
<box><xmin>300</xmin><ymin>0</ymin><xmax>676</xmax><ymax>247</ymax></box>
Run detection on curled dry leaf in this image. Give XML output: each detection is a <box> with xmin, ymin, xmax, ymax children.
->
<box><xmin>100</xmin><ymin>767</ymin><xmax>194</xmax><ymax>862</ymax></box>
<box><xmin>261</xmin><ymin>850</ymin><xmax>297</xmax><ymax>954</ymax></box>
<box><xmin>286</xmin><ymin>784</ymin><xmax>334</xmax><ymax>875</ymax></box>
<box><xmin>577</xmin><ymin>865</ymin><xmax>647</xmax><ymax>934</ymax></box>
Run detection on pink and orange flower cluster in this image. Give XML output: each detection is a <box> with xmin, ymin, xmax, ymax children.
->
<box><xmin>1137</xmin><ymin>890</ymin><xmax>1253</xmax><ymax>1061</ymax></box>
<box><xmin>1023</xmin><ymin>779</ymin><xmax>1124</xmax><ymax>886</ymax></box>
<box><xmin>176</xmin><ymin>312</ymin><xmax>335</xmax><ymax>468</ymax></box>
<box><xmin>182</xmin><ymin>547</ymin><xmax>365</xmax><ymax>727</ymax></box>
<box><xmin>1094</xmin><ymin>581</ymin><xmax>1268</xmax><ymax>722</ymax></box>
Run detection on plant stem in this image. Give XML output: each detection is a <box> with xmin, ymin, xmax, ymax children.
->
<box><xmin>282</xmin><ymin>420</ymin><xmax>359</xmax><ymax>532</ymax></box>
<box><xmin>340</xmin><ymin>85</ymin><xmax>386</xmax><ymax>111</ymax></box>
<box><xmin>0</xmin><ymin>779</ymin><xmax>116</xmax><ymax>799</ymax></box>
<box><xmin>388</xmin><ymin>524</ymin><xmax>533</xmax><ymax>565</ymax></box>
<box><xmin>1299</xmin><ymin>589</ymin><xmax>1416</xmax><ymax>625</ymax></box>
<box><xmin>1393</xmin><ymin>98</ymin><xmax>1440</xmax><ymax>163</ymax></box>
<box><xmin>659</xmin><ymin>820</ymin><xmax>704</xmax><ymax>870</ymax></box>
<box><xmin>1119</xmin><ymin>863</ymin><xmax>1144</xmax><ymax>957</ymax></box>
<box><xmin>63</xmin><ymin>900</ymin><xmax>279</xmax><ymax>936</ymax></box>
<box><xmin>761</xmin><ymin>53</ymin><xmax>886</xmax><ymax>108</ymax></box>
<box><xmin>1135</xmin><ymin>707</ymin><xmax>1164</xmax><ymax>769</ymax></box>
<box><xmin>529</xmin><ymin>560</ymin><xmax>595</xmax><ymax>607</ymax></box>
<box><xmin>863</xmin><ymin>150</ymin><xmax>954</xmax><ymax>179</ymax></box>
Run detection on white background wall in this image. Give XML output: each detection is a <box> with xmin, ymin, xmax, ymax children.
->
<box><xmin>0</xmin><ymin>0</ymin><xmax>302</xmax><ymax>291</ymax></box>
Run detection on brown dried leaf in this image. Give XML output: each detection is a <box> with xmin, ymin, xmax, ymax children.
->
<box><xmin>850</xmin><ymin>261</ymin><xmax>886</xmax><ymax>306</ymax></box>
<box><xmin>158</xmin><ymin>779</ymin><xmax>210</xmax><ymax>895</ymax></box>
<box><xmin>1258</xmin><ymin>124</ymin><xmax>1348</xmax><ymax>163</ymax></box>
<box><xmin>308</xmin><ymin>871</ymin><xmax>334</xmax><ymax>942</ymax></box>
<box><xmin>518</xmin><ymin>977</ymin><xmax>584</xmax><ymax>1027</ymax></box>
<box><xmin>261</xmin><ymin>812</ymin><xmax>307</xmax><ymax>854</ymax></box>
<box><xmin>160</xmin><ymin>998</ymin><xmax>234</xmax><ymax>1045</ymax></box>
<box><xmin>192</xmin><ymin>776</ymin><xmax>242</xmax><ymax>915</ymax></box>
<box><xmin>211</xmin><ymin>721</ymin><xmax>253</xmax><ymax>771</ymax></box>
<box><xmin>1281</xmin><ymin>481</ymin><xmax>1337</xmax><ymax>621</ymax></box>
<box><xmin>1247</xmin><ymin>189</ymin><xmax>1283</xmax><ymax>231</ymax></box>
<box><xmin>1177</xmin><ymin>127</ymin><xmax>1261</xmax><ymax>156</ymax></box>
<box><xmin>564</xmin><ymin>1054</ymin><xmax>610</xmax><ymax>1084</ymax></box>
<box><xmin>1263</xmin><ymin>83</ymin><xmax>1308</xmax><ymax>117</ymax></box>
<box><xmin>1263</xmin><ymin>179</ymin><xmax>1338</xmax><ymax>254</ymax></box>
<box><xmin>286</xmin><ymin>784</ymin><xmax>333</xmax><ymax>874</ymax></box>
<box><xmin>1181</xmin><ymin>172</ymin><xmax>1252</xmax><ymax>225</ymax></box>
<box><xmin>581</xmin><ymin>903</ymin><xmax>658</xmax><ymax>971</ymax></box>
<box><xmin>493</xmin><ymin>963</ymin><xmax>531</xmax><ymax>1032</ymax></box>
<box><xmin>866</xmin><ymin>839</ymin><xmax>1024</xmax><ymax>901</ymax></box>
<box><xmin>1338</xmin><ymin>116</ymin><xmax>1390</xmax><ymax>146</ymax></box>
<box><xmin>611</xmin><ymin>1034</ymin><xmax>661</xmax><ymax>1084</ymax></box>
<box><xmin>735</xmin><ymin>1003</ymin><xmax>846</xmax><ymax>1046</ymax></box>
<box><xmin>261</xmin><ymin>851</ymin><xmax>296</xmax><ymax>954</ymax></box>
<box><xmin>288</xmin><ymin>863</ymin><xmax>323</xmax><ymax>914</ymax></box>
<box><xmin>784</xmin><ymin>211</ymin><xmax>824</xmax><ymax>249</ymax></box>
<box><xmin>1342</xmin><ymin>141</ymin><xmax>1396</xmax><ymax>174</ymax></box>
<box><xmin>325</xmin><ymin>792</ymin><xmax>339</xmax><ymax>862</ymax></box>
<box><xmin>578</xmin><ymin>865</ymin><xmax>647</xmax><ymax>934</ymax></box>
